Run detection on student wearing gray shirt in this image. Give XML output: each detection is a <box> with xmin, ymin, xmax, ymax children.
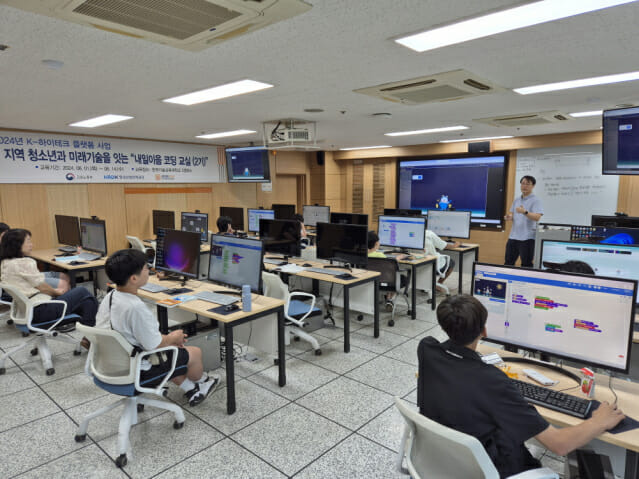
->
<box><xmin>504</xmin><ymin>176</ymin><xmax>544</xmax><ymax>267</ymax></box>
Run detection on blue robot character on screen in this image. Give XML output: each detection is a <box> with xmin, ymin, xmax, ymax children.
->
<box><xmin>435</xmin><ymin>194</ymin><xmax>453</xmax><ymax>211</ymax></box>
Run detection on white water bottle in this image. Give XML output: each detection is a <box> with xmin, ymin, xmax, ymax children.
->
<box><xmin>242</xmin><ymin>285</ymin><xmax>251</xmax><ymax>312</ymax></box>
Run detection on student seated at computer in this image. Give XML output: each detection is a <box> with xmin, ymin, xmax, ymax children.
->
<box><xmin>292</xmin><ymin>214</ymin><xmax>309</xmax><ymax>248</ymax></box>
<box><xmin>424</xmin><ymin>229</ymin><xmax>458</xmax><ymax>292</ymax></box>
<box><xmin>216</xmin><ymin>216</ymin><xmax>235</xmax><ymax>235</ymax></box>
<box><xmin>368</xmin><ymin>231</ymin><xmax>408</xmax><ymax>308</ymax></box>
<box><xmin>97</xmin><ymin>249</ymin><xmax>219</xmax><ymax>406</ymax></box>
<box><xmin>0</xmin><ymin>229</ymin><xmax>98</xmax><ymax>336</ymax></box>
<box><xmin>418</xmin><ymin>295</ymin><xmax>624</xmax><ymax>478</ymax></box>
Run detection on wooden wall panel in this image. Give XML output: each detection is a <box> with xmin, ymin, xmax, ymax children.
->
<box><xmin>0</xmin><ymin>185</ymin><xmax>52</xmax><ymax>248</ymax></box>
<box><xmin>46</xmin><ymin>184</ymin><xmax>90</xmax><ymax>244</ymax></box>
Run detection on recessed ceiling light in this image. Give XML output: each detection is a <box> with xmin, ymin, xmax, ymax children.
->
<box><xmin>395</xmin><ymin>0</ymin><xmax>638</xmax><ymax>53</ymax></box>
<box><xmin>385</xmin><ymin>126</ymin><xmax>468</xmax><ymax>137</ymax></box>
<box><xmin>42</xmin><ymin>59</ymin><xmax>64</xmax><ymax>69</ymax></box>
<box><xmin>163</xmin><ymin>79</ymin><xmax>273</xmax><ymax>106</ymax></box>
<box><xmin>69</xmin><ymin>114</ymin><xmax>133</xmax><ymax>128</ymax></box>
<box><xmin>514</xmin><ymin>71</ymin><xmax>639</xmax><ymax>95</ymax></box>
<box><xmin>440</xmin><ymin>135</ymin><xmax>514</xmax><ymax>143</ymax></box>
<box><xmin>568</xmin><ymin>110</ymin><xmax>603</xmax><ymax>118</ymax></box>
<box><xmin>196</xmin><ymin>129</ymin><xmax>256</xmax><ymax>139</ymax></box>
<box><xmin>303</xmin><ymin>108</ymin><xmax>324</xmax><ymax>113</ymax></box>
<box><xmin>339</xmin><ymin>145</ymin><xmax>392</xmax><ymax>151</ymax></box>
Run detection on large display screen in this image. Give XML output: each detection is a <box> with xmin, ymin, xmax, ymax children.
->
<box><xmin>603</xmin><ymin>106</ymin><xmax>639</xmax><ymax>175</ymax></box>
<box><xmin>226</xmin><ymin>146</ymin><xmax>271</xmax><ymax>182</ymax></box>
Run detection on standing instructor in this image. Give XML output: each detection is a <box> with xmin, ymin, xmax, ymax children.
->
<box><xmin>505</xmin><ymin>175</ymin><xmax>543</xmax><ymax>267</ymax></box>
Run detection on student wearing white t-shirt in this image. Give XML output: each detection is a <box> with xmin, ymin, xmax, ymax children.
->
<box><xmin>423</xmin><ymin>230</ymin><xmax>459</xmax><ymax>292</ymax></box>
<box><xmin>97</xmin><ymin>249</ymin><xmax>219</xmax><ymax>406</ymax></box>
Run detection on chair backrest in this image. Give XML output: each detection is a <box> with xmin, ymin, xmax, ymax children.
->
<box><xmin>365</xmin><ymin>257</ymin><xmax>399</xmax><ymax>288</ymax></box>
<box><xmin>77</xmin><ymin>324</ymin><xmax>137</xmax><ymax>385</ymax></box>
<box><xmin>126</xmin><ymin>235</ymin><xmax>146</xmax><ymax>252</ymax></box>
<box><xmin>394</xmin><ymin>397</ymin><xmax>499</xmax><ymax>479</ymax></box>
<box><xmin>0</xmin><ymin>281</ymin><xmax>37</xmax><ymax>324</ymax></box>
<box><xmin>261</xmin><ymin>271</ymin><xmax>290</xmax><ymax>302</ymax></box>
<box><xmin>437</xmin><ymin>254</ymin><xmax>451</xmax><ymax>277</ymax></box>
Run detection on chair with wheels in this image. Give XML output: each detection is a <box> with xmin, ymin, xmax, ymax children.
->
<box><xmin>262</xmin><ymin>271</ymin><xmax>323</xmax><ymax>355</ymax></box>
<box><xmin>126</xmin><ymin>235</ymin><xmax>155</xmax><ymax>265</ymax></box>
<box><xmin>0</xmin><ymin>285</ymin><xmax>12</xmax><ymax>325</ymax></box>
<box><xmin>394</xmin><ymin>397</ymin><xmax>558</xmax><ymax>479</ymax></box>
<box><xmin>74</xmin><ymin>323</ymin><xmax>186</xmax><ymax>468</ymax></box>
<box><xmin>365</xmin><ymin>257</ymin><xmax>410</xmax><ymax>327</ymax></box>
<box><xmin>0</xmin><ymin>282</ymin><xmax>82</xmax><ymax>376</ymax></box>
<box><xmin>436</xmin><ymin>254</ymin><xmax>451</xmax><ymax>296</ymax></box>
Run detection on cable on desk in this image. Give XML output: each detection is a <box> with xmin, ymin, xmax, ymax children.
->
<box><xmin>609</xmin><ymin>373</ymin><xmax>618</xmax><ymax>406</ymax></box>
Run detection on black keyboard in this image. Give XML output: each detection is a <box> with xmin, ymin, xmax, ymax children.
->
<box><xmin>511</xmin><ymin>379</ymin><xmax>592</xmax><ymax>419</ymax></box>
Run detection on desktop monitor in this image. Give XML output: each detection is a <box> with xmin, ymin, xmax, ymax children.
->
<box><xmin>540</xmin><ymin>240</ymin><xmax>639</xmax><ymax>306</ymax></box>
<box><xmin>272</xmin><ymin>204</ymin><xmax>296</xmax><ymax>220</ymax></box>
<box><xmin>316</xmin><ymin>222</ymin><xmax>368</xmax><ymax>267</ymax></box>
<box><xmin>473</xmin><ymin>262</ymin><xmax>636</xmax><ymax>373</ymax></box>
<box><xmin>330</xmin><ymin>212</ymin><xmax>368</xmax><ymax>226</ymax></box>
<box><xmin>426</xmin><ymin>210</ymin><xmax>472</xmax><ymax>239</ymax></box>
<box><xmin>181</xmin><ymin>212</ymin><xmax>208</xmax><ymax>242</ymax></box>
<box><xmin>155</xmin><ymin>229</ymin><xmax>201</xmax><ymax>279</ymax></box>
<box><xmin>377</xmin><ymin>215</ymin><xmax>426</xmax><ymax>250</ymax></box>
<box><xmin>219</xmin><ymin>207</ymin><xmax>245</xmax><ymax>231</ymax></box>
<box><xmin>591</xmin><ymin>214</ymin><xmax>639</xmax><ymax>229</ymax></box>
<box><xmin>303</xmin><ymin>205</ymin><xmax>330</xmax><ymax>226</ymax></box>
<box><xmin>247</xmin><ymin>208</ymin><xmax>275</xmax><ymax>233</ymax></box>
<box><xmin>259</xmin><ymin>219</ymin><xmax>301</xmax><ymax>257</ymax></box>
<box><xmin>208</xmin><ymin>234</ymin><xmax>264</xmax><ymax>294</ymax></box>
<box><xmin>383</xmin><ymin>208</ymin><xmax>422</xmax><ymax>216</ymax></box>
<box><xmin>152</xmin><ymin>210</ymin><xmax>175</xmax><ymax>236</ymax></box>
<box><xmin>79</xmin><ymin>218</ymin><xmax>107</xmax><ymax>256</ymax></box>
<box><xmin>55</xmin><ymin>214</ymin><xmax>81</xmax><ymax>246</ymax></box>
<box><xmin>570</xmin><ymin>225</ymin><xmax>639</xmax><ymax>245</ymax></box>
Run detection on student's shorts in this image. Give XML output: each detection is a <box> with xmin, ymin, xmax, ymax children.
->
<box><xmin>44</xmin><ymin>272</ymin><xmax>61</xmax><ymax>288</ymax></box>
<box><xmin>139</xmin><ymin>348</ymin><xmax>189</xmax><ymax>388</ymax></box>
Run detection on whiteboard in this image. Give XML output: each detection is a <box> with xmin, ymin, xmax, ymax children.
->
<box><xmin>515</xmin><ymin>145</ymin><xmax>619</xmax><ymax>225</ymax></box>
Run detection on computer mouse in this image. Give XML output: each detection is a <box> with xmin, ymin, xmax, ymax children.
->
<box><xmin>224</xmin><ymin>304</ymin><xmax>239</xmax><ymax>312</ymax></box>
<box><xmin>302</xmin><ymin>263</ymin><xmax>312</xmax><ymax>267</ymax></box>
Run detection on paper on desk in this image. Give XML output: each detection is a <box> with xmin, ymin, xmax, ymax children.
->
<box><xmin>279</xmin><ymin>264</ymin><xmax>306</xmax><ymax>273</ymax></box>
<box><xmin>54</xmin><ymin>255</ymin><xmax>81</xmax><ymax>263</ymax></box>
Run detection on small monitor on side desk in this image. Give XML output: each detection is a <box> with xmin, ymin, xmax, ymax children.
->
<box><xmin>591</xmin><ymin>214</ymin><xmax>639</xmax><ymax>229</ymax></box>
<box><xmin>571</xmin><ymin>225</ymin><xmax>639</xmax><ymax>245</ymax></box>
<box><xmin>316</xmin><ymin>222</ymin><xmax>368</xmax><ymax>267</ymax></box>
<box><xmin>303</xmin><ymin>205</ymin><xmax>330</xmax><ymax>226</ymax></box>
<box><xmin>219</xmin><ymin>207</ymin><xmax>245</xmax><ymax>232</ymax></box>
<box><xmin>330</xmin><ymin>212</ymin><xmax>368</xmax><ymax>227</ymax></box>
<box><xmin>209</xmin><ymin>235</ymin><xmax>264</xmax><ymax>294</ymax></box>
<box><xmin>377</xmin><ymin>215</ymin><xmax>425</xmax><ymax>251</ymax></box>
<box><xmin>155</xmin><ymin>229</ymin><xmax>201</xmax><ymax>283</ymax></box>
<box><xmin>79</xmin><ymin>217</ymin><xmax>107</xmax><ymax>257</ymax></box>
<box><xmin>181</xmin><ymin>212</ymin><xmax>208</xmax><ymax>242</ymax></box>
<box><xmin>55</xmin><ymin>214</ymin><xmax>81</xmax><ymax>251</ymax></box>
<box><xmin>272</xmin><ymin>204</ymin><xmax>296</xmax><ymax>220</ymax></box>
<box><xmin>383</xmin><ymin>208</ymin><xmax>423</xmax><ymax>216</ymax></box>
<box><xmin>247</xmin><ymin>208</ymin><xmax>274</xmax><ymax>233</ymax></box>
<box><xmin>426</xmin><ymin>210</ymin><xmax>471</xmax><ymax>240</ymax></box>
<box><xmin>152</xmin><ymin>210</ymin><xmax>175</xmax><ymax>236</ymax></box>
<box><xmin>473</xmin><ymin>262</ymin><xmax>636</xmax><ymax>374</ymax></box>
<box><xmin>259</xmin><ymin>219</ymin><xmax>301</xmax><ymax>258</ymax></box>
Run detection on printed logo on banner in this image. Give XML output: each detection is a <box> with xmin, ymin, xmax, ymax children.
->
<box><xmin>65</xmin><ymin>173</ymin><xmax>76</xmax><ymax>181</ymax></box>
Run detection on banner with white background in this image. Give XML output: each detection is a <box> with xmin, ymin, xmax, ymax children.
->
<box><xmin>0</xmin><ymin>130</ymin><xmax>225</xmax><ymax>183</ymax></box>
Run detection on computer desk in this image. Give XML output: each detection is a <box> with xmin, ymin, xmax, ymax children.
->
<box><xmin>137</xmin><ymin>277</ymin><xmax>286</xmax><ymax>415</ymax></box>
<box><xmin>445</xmin><ymin>243</ymin><xmax>479</xmax><ymax>294</ymax></box>
<box><xmin>30</xmin><ymin>248</ymin><xmax>106</xmax><ymax>290</ymax></box>
<box><xmin>264</xmin><ymin>258</ymin><xmax>380</xmax><ymax>353</ymax></box>
<box><xmin>478</xmin><ymin>344</ymin><xmax>639</xmax><ymax>477</ymax></box>
<box><xmin>385</xmin><ymin>254</ymin><xmax>438</xmax><ymax>315</ymax></box>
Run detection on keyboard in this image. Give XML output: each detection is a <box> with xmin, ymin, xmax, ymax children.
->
<box><xmin>264</xmin><ymin>258</ymin><xmax>287</xmax><ymax>266</ymax></box>
<box><xmin>511</xmin><ymin>378</ymin><xmax>592</xmax><ymax>419</ymax></box>
<box><xmin>193</xmin><ymin>291</ymin><xmax>239</xmax><ymax>305</ymax></box>
<box><xmin>140</xmin><ymin>283</ymin><xmax>168</xmax><ymax>293</ymax></box>
<box><xmin>78</xmin><ymin>252</ymin><xmax>101</xmax><ymax>261</ymax></box>
<box><xmin>58</xmin><ymin>246</ymin><xmax>77</xmax><ymax>253</ymax></box>
<box><xmin>306</xmin><ymin>267</ymin><xmax>345</xmax><ymax>276</ymax></box>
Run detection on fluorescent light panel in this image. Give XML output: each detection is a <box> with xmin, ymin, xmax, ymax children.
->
<box><xmin>385</xmin><ymin>126</ymin><xmax>468</xmax><ymax>137</ymax></box>
<box><xmin>395</xmin><ymin>0</ymin><xmax>638</xmax><ymax>52</ymax></box>
<box><xmin>339</xmin><ymin>145</ymin><xmax>392</xmax><ymax>151</ymax></box>
<box><xmin>196</xmin><ymin>129</ymin><xmax>256</xmax><ymax>139</ymax></box>
<box><xmin>569</xmin><ymin>110</ymin><xmax>604</xmax><ymax>118</ymax></box>
<box><xmin>163</xmin><ymin>79</ymin><xmax>273</xmax><ymax>106</ymax></box>
<box><xmin>515</xmin><ymin>71</ymin><xmax>639</xmax><ymax>95</ymax></box>
<box><xmin>440</xmin><ymin>135</ymin><xmax>513</xmax><ymax>143</ymax></box>
<box><xmin>69</xmin><ymin>114</ymin><xmax>133</xmax><ymax>128</ymax></box>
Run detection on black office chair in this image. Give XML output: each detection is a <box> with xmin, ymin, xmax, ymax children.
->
<box><xmin>366</xmin><ymin>257</ymin><xmax>411</xmax><ymax>327</ymax></box>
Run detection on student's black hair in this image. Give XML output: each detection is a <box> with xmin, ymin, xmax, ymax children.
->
<box><xmin>520</xmin><ymin>175</ymin><xmax>536</xmax><ymax>185</ymax></box>
<box><xmin>105</xmin><ymin>249</ymin><xmax>147</xmax><ymax>286</ymax></box>
<box><xmin>0</xmin><ymin>223</ymin><xmax>10</xmax><ymax>235</ymax></box>
<box><xmin>216</xmin><ymin>215</ymin><xmax>233</xmax><ymax>233</ymax></box>
<box><xmin>556</xmin><ymin>260</ymin><xmax>595</xmax><ymax>275</ymax></box>
<box><xmin>292</xmin><ymin>213</ymin><xmax>304</xmax><ymax>224</ymax></box>
<box><xmin>367</xmin><ymin>231</ymin><xmax>379</xmax><ymax>250</ymax></box>
<box><xmin>0</xmin><ymin>229</ymin><xmax>31</xmax><ymax>261</ymax></box>
<box><xmin>436</xmin><ymin>294</ymin><xmax>488</xmax><ymax>346</ymax></box>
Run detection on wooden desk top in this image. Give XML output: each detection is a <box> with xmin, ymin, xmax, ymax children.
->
<box><xmin>30</xmin><ymin>248</ymin><xmax>107</xmax><ymax>270</ymax></box>
<box><xmin>478</xmin><ymin>344</ymin><xmax>639</xmax><ymax>452</ymax></box>
<box><xmin>138</xmin><ymin>277</ymin><xmax>284</xmax><ymax>324</ymax></box>
<box><xmin>263</xmin><ymin>257</ymin><xmax>380</xmax><ymax>285</ymax></box>
<box><xmin>447</xmin><ymin>243</ymin><xmax>479</xmax><ymax>252</ymax></box>
<box><xmin>396</xmin><ymin>254</ymin><xmax>437</xmax><ymax>265</ymax></box>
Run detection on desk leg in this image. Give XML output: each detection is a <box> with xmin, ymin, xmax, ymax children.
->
<box><xmin>224</xmin><ymin>323</ymin><xmax>236</xmax><ymax>415</ymax></box>
<box><xmin>626</xmin><ymin>450</ymin><xmax>639</xmax><ymax>478</ymax></box>
<box><xmin>457</xmin><ymin>251</ymin><xmax>463</xmax><ymax>294</ymax></box>
<box><xmin>374</xmin><ymin>279</ymin><xmax>380</xmax><ymax>338</ymax></box>
<box><xmin>312</xmin><ymin>279</ymin><xmax>320</xmax><ymax>297</ymax></box>
<box><xmin>343</xmin><ymin>286</ymin><xmax>350</xmax><ymax>353</ymax></box>
<box><xmin>431</xmin><ymin>262</ymin><xmax>437</xmax><ymax>311</ymax></box>
<box><xmin>277</xmin><ymin>308</ymin><xmax>286</xmax><ymax>387</ymax></box>
<box><xmin>92</xmin><ymin>271</ymin><xmax>99</xmax><ymax>294</ymax></box>
<box><xmin>156</xmin><ymin>306</ymin><xmax>168</xmax><ymax>335</ymax></box>
<box><xmin>410</xmin><ymin>265</ymin><xmax>416</xmax><ymax>319</ymax></box>
<box><xmin>69</xmin><ymin>271</ymin><xmax>77</xmax><ymax>288</ymax></box>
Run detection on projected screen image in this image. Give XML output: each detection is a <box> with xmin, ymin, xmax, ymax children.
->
<box><xmin>426</xmin><ymin>210</ymin><xmax>471</xmax><ymax>239</ymax></box>
<box><xmin>156</xmin><ymin>229</ymin><xmax>200</xmax><ymax>279</ymax></box>
<box><xmin>378</xmin><ymin>215</ymin><xmax>425</xmax><ymax>250</ymax></box>
<box><xmin>248</xmin><ymin>209</ymin><xmax>275</xmax><ymax>233</ymax></box>
<box><xmin>473</xmin><ymin>263</ymin><xmax>636</xmax><ymax>372</ymax></box>
<box><xmin>226</xmin><ymin>147</ymin><xmax>270</xmax><ymax>182</ymax></box>
<box><xmin>209</xmin><ymin>235</ymin><xmax>264</xmax><ymax>293</ymax></box>
<box><xmin>398</xmin><ymin>156</ymin><xmax>506</xmax><ymax>228</ymax></box>
<box><xmin>603</xmin><ymin>107</ymin><xmax>639</xmax><ymax>174</ymax></box>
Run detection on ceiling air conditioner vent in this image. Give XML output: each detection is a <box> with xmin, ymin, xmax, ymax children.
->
<box><xmin>354</xmin><ymin>69</ymin><xmax>505</xmax><ymax>105</ymax></box>
<box><xmin>475</xmin><ymin>111</ymin><xmax>572</xmax><ymax>128</ymax></box>
<box><xmin>3</xmin><ymin>0</ymin><xmax>312</xmax><ymax>51</ymax></box>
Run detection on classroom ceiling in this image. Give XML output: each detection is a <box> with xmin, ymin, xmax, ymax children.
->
<box><xmin>1</xmin><ymin>0</ymin><xmax>639</xmax><ymax>150</ymax></box>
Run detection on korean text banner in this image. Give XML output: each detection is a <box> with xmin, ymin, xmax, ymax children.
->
<box><xmin>0</xmin><ymin>130</ymin><xmax>225</xmax><ymax>183</ymax></box>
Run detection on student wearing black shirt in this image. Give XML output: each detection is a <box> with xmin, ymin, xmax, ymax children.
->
<box><xmin>418</xmin><ymin>295</ymin><xmax>624</xmax><ymax>478</ymax></box>
<box><xmin>216</xmin><ymin>216</ymin><xmax>235</xmax><ymax>235</ymax></box>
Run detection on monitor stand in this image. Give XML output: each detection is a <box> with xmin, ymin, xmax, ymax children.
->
<box><xmin>502</xmin><ymin>356</ymin><xmax>581</xmax><ymax>384</ymax></box>
<box><xmin>326</xmin><ymin>259</ymin><xmax>351</xmax><ymax>271</ymax></box>
<box><xmin>58</xmin><ymin>245</ymin><xmax>77</xmax><ymax>254</ymax></box>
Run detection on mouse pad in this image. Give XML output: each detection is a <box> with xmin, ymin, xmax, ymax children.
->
<box><xmin>587</xmin><ymin>401</ymin><xmax>639</xmax><ymax>434</ymax></box>
<box><xmin>207</xmin><ymin>305</ymin><xmax>241</xmax><ymax>315</ymax></box>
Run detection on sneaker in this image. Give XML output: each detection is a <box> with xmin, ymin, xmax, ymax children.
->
<box><xmin>185</xmin><ymin>375</ymin><xmax>220</xmax><ymax>406</ymax></box>
<box><xmin>80</xmin><ymin>337</ymin><xmax>90</xmax><ymax>350</ymax></box>
<box><xmin>385</xmin><ymin>300</ymin><xmax>394</xmax><ymax>312</ymax></box>
<box><xmin>55</xmin><ymin>322</ymin><xmax>76</xmax><ymax>333</ymax></box>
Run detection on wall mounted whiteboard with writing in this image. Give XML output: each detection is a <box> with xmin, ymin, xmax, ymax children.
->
<box><xmin>515</xmin><ymin>145</ymin><xmax>619</xmax><ymax>225</ymax></box>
